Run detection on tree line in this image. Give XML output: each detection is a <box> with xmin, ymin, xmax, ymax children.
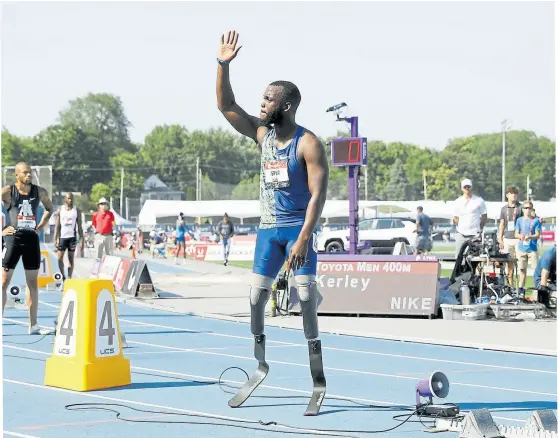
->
<box><xmin>2</xmin><ymin>92</ymin><xmax>555</xmax><ymax>213</ymax></box>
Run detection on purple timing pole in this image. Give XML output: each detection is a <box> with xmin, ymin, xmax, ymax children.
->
<box><xmin>348</xmin><ymin>117</ymin><xmax>359</xmax><ymax>255</ymax></box>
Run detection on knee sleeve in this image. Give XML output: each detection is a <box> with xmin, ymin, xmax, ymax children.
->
<box><xmin>249</xmin><ymin>274</ymin><xmax>274</xmax><ymax>336</ymax></box>
<box><xmin>295</xmin><ymin>275</ymin><xmax>320</xmax><ymax>340</ymax></box>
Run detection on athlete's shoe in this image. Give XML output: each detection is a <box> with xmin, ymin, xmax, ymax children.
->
<box><xmin>29</xmin><ymin>324</ymin><xmax>51</xmax><ymax>335</ymax></box>
<box><xmin>28</xmin><ymin>324</ymin><xmax>41</xmax><ymax>335</ymax></box>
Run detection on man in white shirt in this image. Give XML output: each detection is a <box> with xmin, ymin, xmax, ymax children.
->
<box><xmin>53</xmin><ymin>193</ymin><xmax>84</xmax><ymax>280</ymax></box>
<box><xmin>453</xmin><ymin>178</ymin><xmax>487</xmax><ymax>257</ymax></box>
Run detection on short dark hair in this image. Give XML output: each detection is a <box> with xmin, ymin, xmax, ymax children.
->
<box><xmin>269</xmin><ymin>80</ymin><xmax>301</xmax><ymax>110</ymax></box>
<box><xmin>506</xmin><ymin>186</ymin><xmax>519</xmax><ymax>195</ymax></box>
<box><xmin>417</xmin><ymin>206</ymin><xmax>423</xmax><ymax>212</ymax></box>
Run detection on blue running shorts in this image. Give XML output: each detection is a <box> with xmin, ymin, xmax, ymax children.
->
<box><xmin>252</xmin><ymin>225</ymin><xmax>318</xmax><ymax>279</ymax></box>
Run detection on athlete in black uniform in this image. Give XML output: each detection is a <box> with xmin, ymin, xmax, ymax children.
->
<box><xmin>2</xmin><ymin>162</ymin><xmax>54</xmax><ymax>334</ymax></box>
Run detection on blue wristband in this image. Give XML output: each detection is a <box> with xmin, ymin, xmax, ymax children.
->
<box><xmin>217</xmin><ymin>58</ymin><xmax>229</xmax><ymax>65</ymax></box>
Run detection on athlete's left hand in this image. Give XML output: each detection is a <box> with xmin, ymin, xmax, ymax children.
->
<box><xmin>287</xmin><ymin>239</ymin><xmax>309</xmax><ymax>273</ymax></box>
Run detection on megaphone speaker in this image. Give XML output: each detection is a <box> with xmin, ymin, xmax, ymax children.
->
<box><xmin>416</xmin><ymin>371</ymin><xmax>449</xmax><ymax>406</ymax></box>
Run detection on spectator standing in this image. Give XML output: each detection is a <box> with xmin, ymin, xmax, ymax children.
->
<box><xmin>498</xmin><ymin>186</ymin><xmax>523</xmax><ymax>286</ymax></box>
<box><xmin>453</xmin><ymin>178</ymin><xmax>487</xmax><ymax>257</ymax></box>
<box><xmin>514</xmin><ymin>200</ymin><xmax>542</xmax><ymax>295</ymax></box>
<box><xmin>174</xmin><ymin>215</ymin><xmax>189</xmax><ymax>265</ymax></box>
<box><xmin>92</xmin><ymin>197</ymin><xmax>116</xmax><ymax>260</ymax></box>
<box><xmin>414</xmin><ymin>206</ymin><xmax>432</xmax><ymax>255</ymax></box>
<box><xmin>217</xmin><ymin>213</ymin><xmax>235</xmax><ymax>266</ymax></box>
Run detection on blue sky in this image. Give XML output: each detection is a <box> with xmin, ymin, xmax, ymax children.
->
<box><xmin>1</xmin><ymin>1</ymin><xmax>554</xmax><ymax>150</ymax></box>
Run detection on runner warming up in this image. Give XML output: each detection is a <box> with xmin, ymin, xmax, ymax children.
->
<box><xmin>2</xmin><ymin>162</ymin><xmax>54</xmax><ymax>334</ymax></box>
<box><xmin>53</xmin><ymin>193</ymin><xmax>84</xmax><ymax>281</ymax></box>
<box><xmin>216</xmin><ymin>30</ymin><xmax>329</xmax><ymax>415</ymax></box>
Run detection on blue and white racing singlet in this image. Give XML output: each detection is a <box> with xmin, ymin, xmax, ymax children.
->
<box><xmin>259</xmin><ymin>126</ymin><xmax>311</xmax><ymax>229</ymax></box>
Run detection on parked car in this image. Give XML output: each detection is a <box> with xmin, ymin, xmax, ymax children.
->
<box><xmin>316</xmin><ymin>218</ymin><xmax>417</xmax><ymax>253</ymax></box>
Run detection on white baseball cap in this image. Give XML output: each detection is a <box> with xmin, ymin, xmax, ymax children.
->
<box><xmin>97</xmin><ymin>197</ymin><xmax>109</xmax><ymax>205</ymax></box>
<box><xmin>461</xmin><ymin>178</ymin><xmax>473</xmax><ymax>189</ymax></box>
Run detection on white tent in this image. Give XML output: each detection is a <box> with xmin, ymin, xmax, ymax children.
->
<box><xmin>137</xmin><ymin>199</ymin><xmax>557</xmax><ymax>226</ymax></box>
<box><xmin>110</xmin><ymin>209</ymin><xmax>136</xmax><ymax>226</ymax></box>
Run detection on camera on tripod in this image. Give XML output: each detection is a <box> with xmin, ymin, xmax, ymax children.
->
<box><xmin>467</xmin><ymin>232</ymin><xmax>499</xmax><ymax>259</ymax></box>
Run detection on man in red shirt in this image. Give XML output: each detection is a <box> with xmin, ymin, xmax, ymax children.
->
<box><xmin>92</xmin><ymin>197</ymin><xmax>116</xmax><ymax>260</ymax></box>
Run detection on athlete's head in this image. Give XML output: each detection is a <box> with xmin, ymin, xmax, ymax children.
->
<box><xmin>15</xmin><ymin>162</ymin><xmax>32</xmax><ymax>186</ymax></box>
<box><xmin>64</xmin><ymin>193</ymin><xmax>74</xmax><ymax>208</ymax></box>
<box><xmin>223</xmin><ymin>213</ymin><xmax>229</xmax><ymax>223</ymax></box>
<box><xmin>260</xmin><ymin>81</ymin><xmax>301</xmax><ymax>125</ymax></box>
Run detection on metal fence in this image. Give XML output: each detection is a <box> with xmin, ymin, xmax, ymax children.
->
<box><xmin>2</xmin><ymin>165</ymin><xmax>53</xmax><ymax>197</ymax></box>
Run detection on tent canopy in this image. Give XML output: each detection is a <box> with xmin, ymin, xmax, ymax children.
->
<box><xmin>137</xmin><ymin>199</ymin><xmax>557</xmax><ymax>226</ymax></box>
<box><xmin>110</xmin><ymin>209</ymin><xmax>136</xmax><ymax>226</ymax></box>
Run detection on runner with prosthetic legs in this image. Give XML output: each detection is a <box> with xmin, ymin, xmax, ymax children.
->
<box><xmin>216</xmin><ymin>30</ymin><xmax>329</xmax><ymax>416</ymax></box>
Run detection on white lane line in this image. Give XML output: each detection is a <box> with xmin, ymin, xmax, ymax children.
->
<box><xmin>3</xmin><ymin>378</ymin><xmax>340</xmax><ymax>436</ymax></box>
<box><xmin>3</xmin><ymin>345</ymin><xmax>527</xmax><ymax>424</ymax></box>
<box><xmin>4</xmin><ymin>319</ymin><xmax>555</xmax><ymax>399</ymax></box>
<box><xmin>125</xmin><ymin>339</ymin><xmax>556</xmax><ymax>397</ymax></box>
<box><xmin>4</xmin><ymin>432</ymin><xmax>41</xmax><ymax>438</ymax></box>
<box><xmin>35</xmin><ymin>300</ymin><xmax>557</xmax><ymax>375</ymax></box>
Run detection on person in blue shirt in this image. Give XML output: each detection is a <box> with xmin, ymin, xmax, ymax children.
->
<box><xmin>174</xmin><ymin>214</ymin><xmax>189</xmax><ymax>265</ymax></box>
<box><xmin>533</xmin><ymin>245</ymin><xmax>556</xmax><ymax>290</ymax></box>
<box><xmin>414</xmin><ymin>206</ymin><xmax>432</xmax><ymax>255</ymax></box>
<box><xmin>514</xmin><ymin>200</ymin><xmax>542</xmax><ymax>294</ymax></box>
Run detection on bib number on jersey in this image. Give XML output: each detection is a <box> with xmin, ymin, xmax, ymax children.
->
<box><xmin>264</xmin><ymin>160</ymin><xmax>290</xmax><ymax>189</ymax></box>
<box><xmin>17</xmin><ymin>215</ymin><xmax>36</xmax><ymax>229</ymax></box>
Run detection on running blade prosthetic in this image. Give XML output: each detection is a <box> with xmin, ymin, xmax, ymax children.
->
<box><xmin>304</xmin><ymin>339</ymin><xmax>326</xmax><ymax>416</ymax></box>
<box><xmin>228</xmin><ymin>334</ymin><xmax>268</xmax><ymax>408</ymax></box>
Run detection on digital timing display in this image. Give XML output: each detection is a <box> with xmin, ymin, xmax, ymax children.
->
<box><xmin>330</xmin><ymin>137</ymin><xmax>367</xmax><ymax>166</ymax></box>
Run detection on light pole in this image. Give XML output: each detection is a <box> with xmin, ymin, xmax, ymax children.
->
<box><xmin>501</xmin><ymin>119</ymin><xmax>511</xmax><ymax>202</ymax></box>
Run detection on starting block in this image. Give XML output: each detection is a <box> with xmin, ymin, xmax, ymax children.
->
<box><xmin>44</xmin><ymin>278</ymin><xmax>131</xmax><ymax>391</ymax></box>
<box><xmin>435</xmin><ymin>408</ymin><xmax>558</xmax><ymax>437</ymax></box>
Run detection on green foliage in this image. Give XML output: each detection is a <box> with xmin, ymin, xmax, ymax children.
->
<box><xmin>231</xmin><ymin>174</ymin><xmax>260</xmax><ymax>200</ymax></box>
<box><xmin>90</xmin><ymin>183</ymin><xmax>112</xmax><ymax>207</ymax></box>
<box><xmin>384</xmin><ymin>159</ymin><xmax>410</xmax><ymax>201</ymax></box>
<box><xmin>2</xmin><ymin>93</ymin><xmax>556</xmax><ymax>205</ymax></box>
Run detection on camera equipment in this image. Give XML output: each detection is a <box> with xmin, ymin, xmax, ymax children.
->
<box><xmin>275</xmin><ymin>271</ymin><xmax>290</xmax><ymax>315</ymax></box>
<box><xmin>450</xmin><ymin>232</ymin><xmax>516</xmax><ymax>303</ymax></box>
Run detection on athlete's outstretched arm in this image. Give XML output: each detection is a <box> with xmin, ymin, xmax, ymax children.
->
<box><xmin>287</xmin><ymin>133</ymin><xmax>329</xmax><ymax>271</ymax></box>
<box><xmin>216</xmin><ymin>30</ymin><xmax>267</xmax><ymax>144</ymax></box>
<box><xmin>37</xmin><ymin>187</ymin><xmax>53</xmax><ymax>231</ymax></box>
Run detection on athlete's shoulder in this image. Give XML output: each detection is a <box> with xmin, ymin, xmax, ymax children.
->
<box><xmin>256</xmin><ymin>125</ymin><xmax>271</xmax><ymax>146</ymax></box>
<box><xmin>298</xmin><ymin>128</ymin><xmax>325</xmax><ymax>155</ymax></box>
<box><xmin>36</xmin><ymin>184</ymin><xmax>48</xmax><ymax>196</ymax></box>
<box><xmin>299</xmin><ymin>128</ymin><xmax>323</xmax><ymax>146</ymax></box>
